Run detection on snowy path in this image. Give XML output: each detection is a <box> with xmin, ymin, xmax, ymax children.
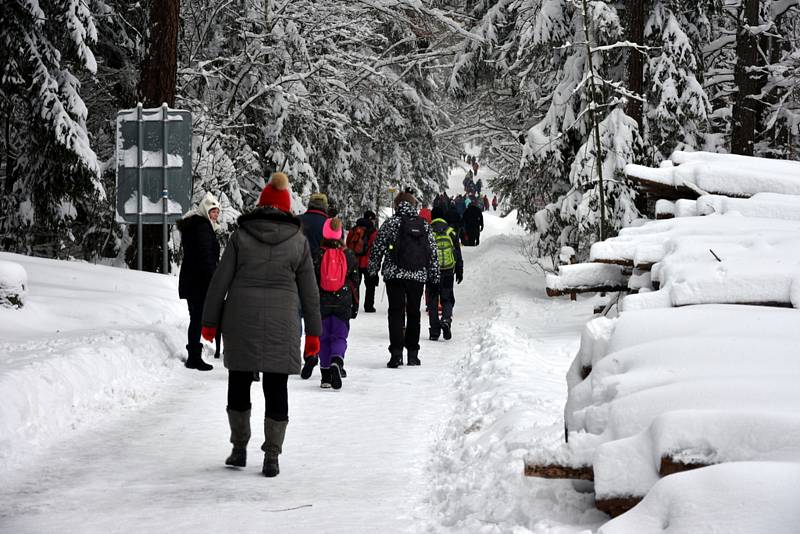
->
<box><xmin>1</xmin><ymin>214</ymin><xmax>605</xmax><ymax>533</ymax></box>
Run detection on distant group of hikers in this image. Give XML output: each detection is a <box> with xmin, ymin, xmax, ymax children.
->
<box><xmin>174</xmin><ymin>172</ymin><xmax>486</xmax><ymax>478</ymax></box>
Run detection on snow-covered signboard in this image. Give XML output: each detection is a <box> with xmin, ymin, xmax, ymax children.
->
<box><xmin>115</xmin><ymin>105</ymin><xmax>192</xmax><ymax>224</ymax></box>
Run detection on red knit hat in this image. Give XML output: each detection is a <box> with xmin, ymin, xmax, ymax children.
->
<box><xmin>257</xmin><ymin>172</ymin><xmax>291</xmax><ymax>212</ymax></box>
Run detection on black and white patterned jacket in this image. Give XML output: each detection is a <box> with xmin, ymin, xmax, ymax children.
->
<box><xmin>367</xmin><ymin>202</ymin><xmax>440</xmax><ymax>285</ymax></box>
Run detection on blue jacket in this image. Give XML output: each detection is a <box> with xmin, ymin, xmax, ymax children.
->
<box><xmin>300</xmin><ymin>208</ymin><xmax>328</xmax><ymax>258</ymax></box>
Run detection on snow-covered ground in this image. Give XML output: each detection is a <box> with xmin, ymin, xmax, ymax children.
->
<box><xmin>0</xmin><ymin>211</ymin><xmax>603</xmax><ymax>533</ymax></box>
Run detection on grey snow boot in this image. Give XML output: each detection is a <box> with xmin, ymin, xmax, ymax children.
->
<box><xmin>261</xmin><ymin>417</ymin><xmax>288</xmax><ymax>477</ymax></box>
<box><xmin>225</xmin><ymin>408</ymin><xmax>251</xmax><ymax>467</ymax></box>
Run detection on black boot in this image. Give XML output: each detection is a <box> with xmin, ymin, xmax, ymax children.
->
<box><xmin>320</xmin><ymin>367</ymin><xmax>332</xmax><ymax>388</ymax></box>
<box><xmin>407</xmin><ymin>350</ymin><xmax>421</xmax><ymax>366</ymax></box>
<box><xmin>185</xmin><ymin>343</ymin><xmax>213</xmax><ymax>371</ymax></box>
<box><xmin>225</xmin><ymin>407</ymin><xmax>251</xmax><ymax>467</ymax></box>
<box><xmin>387</xmin><ymin>352</ymin><xmax>403</xmax><ymax>368</ymax></box>
<box><xmin>225</xmin><ymin>448</ymin><xmax>247</xmax><ymax>467</ymax></box>
<box><xmin>261</xmin><ymin>418</ymin><xmax>287</xmax><ymax>477</ymax></box>
<box><xmin>442</xmin><ymin>321</ymin><xmax>452</xmax><ymax>341</ymax></box>
<box><xmin>429</xmin><ymin>328</ymin><xmax>440</xmax><ymax>341</ymax></box>
<box><xmin>300</xmin><ymin>355</ymin><xmax>318</xmax><ymax>380</ymax></box>
<box><xmin>330</xmin><ymin>357</ymin><xmax>344</xmax><ymax>390</ymax></box>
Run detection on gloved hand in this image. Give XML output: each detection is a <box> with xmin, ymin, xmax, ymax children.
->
<box><xmin>201</xmin><ymin>326</ymin><xmax>217</xmax><ymax>342</ymax></box>
<box><xmin>304</xmin><ymin>335</ymin><xmax>320</xmax><ymax>357</ymax></box>
<box><xmin>456</xmin><ymin>271</ymin><xmax>463</xmax><ymax>284</ymax></box>
<box><xmin>351</xmin><ymin>308</ymin><xmax>359</xmax><ymax>320</ymax></box>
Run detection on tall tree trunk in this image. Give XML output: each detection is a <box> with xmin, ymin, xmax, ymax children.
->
<box><xmin>130</xmin><ymin>0</ymin><xmax>181</xmax><ymax>272</ymax></box>
<box><xmin>139</xmin><ymin>0</ymin><xmax>181</xmax><ymax>108</ymax></box>
<box><xmin>3</xmin><ymin>103</ymin><xmax>15</xmax><ymax>196</ymax></box>
<box><xmin>730</xmin><ymin>0</ymin><xmax>762</xmax><ymax>156</ymax></box>
<box><xmin>625</xmin><ymin>0</ymin><xmax>645</xmax><ymax>129</ymax></box>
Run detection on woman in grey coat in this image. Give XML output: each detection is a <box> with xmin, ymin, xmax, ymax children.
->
<box><xmin>201</xmin><ymin>172</ymin><xmax>322</xmax><ymax>477</ymax></box>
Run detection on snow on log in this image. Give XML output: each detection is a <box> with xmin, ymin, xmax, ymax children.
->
<box><xmin>0</xmin><ymin>261</ymin><xmax>27</xmax><ymax>309</ymax></box>
<box><xmin>696</xmin><ymin>192</ymin><xmax>800</xmax><ymax>220</ymax></box>
<box><xmin>598</xmin><ymin>462</ymin><xmax>800</xmax><ymax>533</ymax></box>
<box><xmin>545</xmin><ymin>264</ymin><xmax>627</xmax><ymax>297</ymax></box>
<box><xmin>556</xmin><ymin>305</ymin><xmax>800</xmax><ymax>521</ymax></box>
<box><xmin>626</xmin><ymin>151</ymin><xmax>800</xmax><ymax>198</ymax></box>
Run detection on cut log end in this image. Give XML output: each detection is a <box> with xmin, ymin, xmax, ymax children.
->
<box><xmin>524</xmin><ymin>463</ymin><xmax>594</xmax><ymax>481</ymax></box>
<box><xmin>595</xmin><ymin>495</ymin><xmax>643</xmax><ymax>518</ymax></box>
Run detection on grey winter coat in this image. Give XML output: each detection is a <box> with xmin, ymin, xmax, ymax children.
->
<box><xmin>202</xmin><ymin>207</ymin><xmax>322</xmax><ymax>375</ymax></box>
<box><xmin>367</xmin><ymin>201</ymin><xmax>440</xmax><ymax>285</ymax></box>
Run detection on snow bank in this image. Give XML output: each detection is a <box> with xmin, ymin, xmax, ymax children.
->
<box><xmin>599</xmin><ymin>462</ymin><xmax>800</xmax><ymax>534</ymax></box>
<box><xmin>0</xmin><ymin>260</ymin><xmax>27</xmax><ymax>308</ymax></box>
<box><xmin>626</xmin><ymin>151</ymin><xmax>800</xmax><ymax>197</ymax></box>
<box><xmin>0</xmin><ymin>252</ymin><xmax>187</xmax><ymax>472</ymax></box>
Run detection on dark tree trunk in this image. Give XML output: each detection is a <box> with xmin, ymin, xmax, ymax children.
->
<box><xmin>3</xmin><ymin>103</ymin><xmax>15</xmax><ymax>196</ymax></box>
<box><xmin>139</xmin><ymin>0</ymin><xmax>181</xmax><ymax>108</ymax></box>
<box><xmin>730</xmin><ymin>0</ymin><xmax>762</xmax><ymax>156</ymax></box>
<box><xmin>625</xmin><ymin>0</ymin><xmax>645</xmax><ymax>129</ymax></box>
<box><xmin>129</xmin><ymin>0</ymin><xmax>181</xmax><ymax>272</ymax></box>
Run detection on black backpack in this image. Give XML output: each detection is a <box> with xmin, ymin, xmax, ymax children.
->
<box><xmin>392</xmin><ymin>216</ymin><xmax>429</xmax><ymax>271</ymax></box>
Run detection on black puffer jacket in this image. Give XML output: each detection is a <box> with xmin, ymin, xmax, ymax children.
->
<box><xmin>314</xmin><ymin>241</ymin><xmax>360</xmax><ymax>321</ymax></box>
<box><xmin>367</xmin><ymin>202</ymin><xmax>440</xmax><ymax>285</ymax></box>
<box><xmin>177</xmin><ymin>215</ymin><xmax>220</xmax><ymax>300</ymax></box>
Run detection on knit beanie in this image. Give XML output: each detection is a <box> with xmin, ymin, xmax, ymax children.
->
<box><xmin>363</xmin><ymin>210</ymin><xmax>377</xmax><ymax>220</ymax></box>
<box><xmin>309</xmin><ymin>192</ymin><xmax>329</xmax><ymax>211</ymax></box>
<box><xmin>393</xmin><ymin>191</ymin><xmax>417</xmax><ymax>209</ymax></box>
<box><xmin>322</xmin><ymin>217</ymin><xmax>343</xmax><ymax>241</ymax></box>
<box><xmin>257</xmin><ymin>172</ymin><xmax>291</xmax><ymax>212</ymax></box>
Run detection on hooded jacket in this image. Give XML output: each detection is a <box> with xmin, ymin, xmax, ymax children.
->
<box><xmin>202</xmin><ymin>207</ymin><xmax>322</xmax><ymax>374</ymax></box>
<box><xmin>176</xmin><ymin>193</ymin><xmax>221</xmax><ymax>300</ymax></box>
<box><xmin>367</xmin><ymin>201</ymin><xmax>440</xmax><ymax>285</ymax></box>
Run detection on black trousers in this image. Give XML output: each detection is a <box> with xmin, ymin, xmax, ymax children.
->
<box><xmin>359</xmin><ymin>268</ymin><xmax>378</xmax><ymax>310</ymax></box>
<box><xmin>227</xmin><ymin>371</ymin><xmax>289</xmax><ymax>421</ymax></box>
<box><xmin>428</xmin><ymin>271</ymin><xmax>455</xmax><ymax>335</ymax></box>
<box><xmin>385</xmin><ymin>278</ymin><xmax>425</xmax><ymax>355</ymax></box>
<box><xmin>186</xmin><ymin>296</ymin><xmax>221</xmax><ymax>354</ymax></box>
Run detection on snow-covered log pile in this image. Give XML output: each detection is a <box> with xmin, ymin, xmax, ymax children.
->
<box><xmin>0</xmin><ymin>261</ymin><xmax>27</xmax><ymax>309</ymax></box>
<box><xmin>547</xmin><ymin>212</ymin><xmax>800</xmax><ymax>304</ymax></box>
<box><xmin>626</xmin><ymin>151</ymin><xmax>800</xmax><ymax>200</ymax></box>
<box><xmin>544</xmin><ymin>264</ymin><xmax>627</xmax><ymax>297</ymax></box>
<box><xmin>526</xmin><ymin>304</ymin><xmax>800</xmax><ymax>525</ymax></box>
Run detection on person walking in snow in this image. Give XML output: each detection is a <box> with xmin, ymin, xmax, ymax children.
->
<box><xmin>428</xmin><ymin>206</ymin><xmax>463</xmax><ymax>341</ymax></box>
<box><xmin>301</xmin><ymin>218</ymin><xmax>360</xmax><ymax>389</ymax></box>
<box><xmin>300</xmin><ymin>192</ymin><xmax>329</xmax><ymax>258</ymax></box>
<box><xmin>462</xmin><ymin>200</ymin><xmax>484</xmax><ymax>246</ymax></box>
<box><xmin>348</xmin><ymin>210</ymin><xmax>379</xmax><ymax>313</ymax></box>
<box><xmin>483</xmin><ymin>195</ymin><xmax>490</xmax><ymax>212</ymax></box>
<box><xmin>201</xmin><ymin>172</ymin><xmax>322</xmax><ymax>477</ymax></box>
<box><xmin>177</xmin><ymin>192</ymin><xmax>221</xmax><ymax>372</ymax></box>
<box><xmin>368</xmin><ymin>191</ymin><xmax>439</xmax><ymax>368</ymax></box>
<box><xmin>492</xmin><ymin>195</ymin><xmax>498</xmax><ymax>211</ymax></box>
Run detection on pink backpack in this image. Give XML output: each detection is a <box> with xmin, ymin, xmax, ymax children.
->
<box><xmin>320</xmin><ymin>248</ymin><xmax>347</xmax><ymax>292</ymax></box>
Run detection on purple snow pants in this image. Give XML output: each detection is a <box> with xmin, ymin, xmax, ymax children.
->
<box><xmin>320</xmin><ymin>315</ymin><xmax>350</xmax><ymax>368</ymax></box>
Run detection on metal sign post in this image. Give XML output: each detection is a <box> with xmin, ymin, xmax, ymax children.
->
<box><xmin>137</xmin><ymin>103</ymin><xmax>144</xmax><ymax>271</ymax></box>
<box><xmin>116</xmin><ymin>104</ymin><xmax>192</xmax><ymax>272</ymax></box>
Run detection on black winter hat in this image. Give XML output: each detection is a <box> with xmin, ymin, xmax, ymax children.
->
<box><xmin>363</xmin><ymin>210</ymin><xmax>377</xmax><ymax>220</ymax></box>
